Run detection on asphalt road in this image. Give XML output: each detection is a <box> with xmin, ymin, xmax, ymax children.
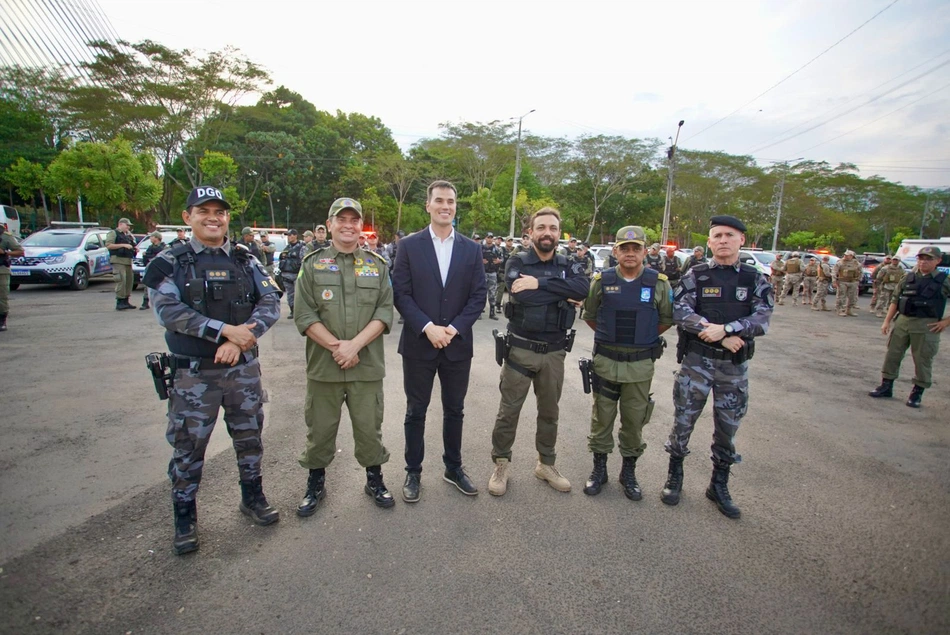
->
<box><xmin>1</xmin><ymin>281</ymin><xmax>948</xmax><ymax>634</ymax></box>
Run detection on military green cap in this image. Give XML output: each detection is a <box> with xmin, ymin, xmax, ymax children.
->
<box><xmin>917</xmin><ymin>246</ymin><xmax>942</xmax><ymax>258</ymax></box>
<box><xmin>241</xmin><ymin>227</ymin><xmax>253</xmax><ymax>236</ymax></box>
<box><xmin>117</xmin><ymin>217</ymin><xmax>131</xmax><ymax>226</ymax></box>
<box><xmin>149</xmin><ymin>231</ymin><xmax>162</xmax><ymax>239</ymax></box>
<box><xmin>614</xmin><ymin>226</ymin><xmax>647</xmax><ymax>247</ymax></box>
<box><xmin>328</xmin><ymin>197</ymin><xmax>363</xmax><ymax>219</ymax></box>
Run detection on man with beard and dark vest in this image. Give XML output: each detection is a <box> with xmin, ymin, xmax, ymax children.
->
<box><xmin>280</xmin><ymin>229</ymin><xmax>305</xmax><ymax>319</ymax></box>
<box><xmin>869</xmin><ymin>246</ymin><xmax>950</xmax><ymax>408</ymax></box>
<box><xmin>645</xmin><ymin>243</ymin><xmax>663</xmax><ymax>270</ymax></box>
<box><xmin>661</xmin><ymin>215</ymin><xmax>773</xmax><ymax>519</ymax></box>
<box><xmin>581</xmin><ymin>226</ymin><xmax>673</xmax><ymax>501</ymax></box>
<box><xmin>481</xmin><ymin>233</ymin><xmax>503</xmax><ymax>320</ymax></box>
<box><xmin>106</xmin><ymin>217</ymin><xmax>138</xmax><ymax>310</ymax></box>
<box><xmin>144</xmin><ymin>186</ymin><xmax>282</xmax><ymax>555</ymax></box>
<box><xmin>661</xmin><ymin>246</ymin><xmax>682</xmax><ymax>289</ymax></box>
<box><xmin>487</xmin><ymin>207</ymin><xmax>590</xmax><ymax>496</ymax></box>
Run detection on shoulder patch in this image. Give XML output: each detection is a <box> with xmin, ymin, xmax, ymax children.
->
<box><xmin>657</xmin><ymin>272</ymin><xmax>668</xmax><ymax>281</ymax></box>
<box><xmin>593</xmin><ymin>272</ymin><xmax>601</xmax><ymax>280</ymax></box>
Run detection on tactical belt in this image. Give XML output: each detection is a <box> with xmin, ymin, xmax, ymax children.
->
<box><xmin>685</xmin><ymin>339</ymin><xmax>733</xmax><ymax>361</ymax></box>
<box><xmin>593</xmin><ymin>341</ymin><xmax>664</xmax><ymax>363</ymax></box>
<box><xmin>508</xmin><ymin>334</ymin><xmax>568</xmax><ymax>354</ymax></box>
<box><xmin>171</xmin><ymin>346</ymin><xmax>258</xmax><ymax>371</ymax></box>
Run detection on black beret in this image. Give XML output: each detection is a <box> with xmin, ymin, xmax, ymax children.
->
<box><xmin>709</xmin><ymin>215</ymin><xmax>746</xmax><ymax>233</ymax></box>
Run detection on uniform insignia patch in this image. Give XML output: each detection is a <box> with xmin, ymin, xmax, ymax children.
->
<box><xmin>702</xmin><ymin>287</ymin><xmax>722</xmax><ymax>297</ymax></box>
<box><xmin>604</xmin><ymin>285</ymin><xmax>621</xmax><ymax>294</ymax></box>
<box><xmin>355</xmin><ymin>267</ymin><xmax>379</xmax><ymax>277</ymax></box>
<box><xmin>319</xmin><ymin>258</ymin><xmax>335</xmax><ymax>264</ymax></box>
<box><xmin>329</xmin><ymin>265</ymin><xmax>339</xmax><ymax>271</ymax></box>
<box><xmin>736</xmin><ymin>287</ymin><xmax>749</xmax><ymax>301</ymax></box>
<box><xmin>204</xmin><ymin>270</ymin><xmax>231</xmax><ymax>280</ymax></box>
<box><xmin>322</xmin><ymin>289</ymin><xmax>333</xmax><ymax>300</ymax></box>
<box><xmin>571</xmin><ymin>262</ymin><xmax>585</xmax><ymax>275</ymax></box>
<box><xmin>365</xmin><ymin>258</ymin><xmax>375</xmax><ymax>265</ymax></box>
<box><xmin>641</xmin><ymin>288</ymin><xmax>653</xmax><ymax>302</ymax></box>
<box><xmin>354</xmin><ymin>258</ymin><xmax>364</xmax><ymax>265</ymax></box>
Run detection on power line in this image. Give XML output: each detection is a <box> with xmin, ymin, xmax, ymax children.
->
<box><xmin>683</xmin><ymin>0</ymin><xmax>900</xmax><ymax>143</ymax></box>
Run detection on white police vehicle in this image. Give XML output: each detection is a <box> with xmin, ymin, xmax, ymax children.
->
<box><xmin>132</xmin><ymin>225</ymin><xmax>191</xmax><ymax>287</ymax></box>
<box><xmin>9</xmin><ymin>223</ymin><xmax>114</xmax><ymax>290</ymax></box>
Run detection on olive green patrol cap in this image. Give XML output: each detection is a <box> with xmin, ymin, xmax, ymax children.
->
<box><xmin>328</xmin><ymin>198</ymin><xmax>363</xmax><ymax>219</ymax></box>
<box><xmin>614</xmin><ymin>226</ymin><xmax>647</xmax><ymax>246</ymax></box>
<box><xmin>917</xmin><ymin>246</ymin><xmax>942</xmax><ymax>258</ymax></box>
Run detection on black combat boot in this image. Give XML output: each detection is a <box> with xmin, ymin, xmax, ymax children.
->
<box><xmin>0</xmin><ymin>313</ymin><xmax>7</xmax><ymax>331</ymax></box>
<box><xmin>239</xmin><ymin>479</ymin><xmax>280</xmax><ymax>525</ymax></box>
<box><xmin>619</xmin><ymin>456</ymin><xmax>642</xmax><ymax>501</ymax></box>
<box><xmin>364</xmin><ymin>466</ymin><xmax>395</xmax><ymax>508</ymax></box>
<box><xmin>906</xmin><ymin>385</ymin><xmax>924</xmax><ymax>408</ymax></box>
<box><xmin>173</xmin><ymin>500</ymin><xmax>199</xmax><ymax>555</ymax></box>
<box><xmin>489</xmin><ymin>305</ymin><xmax>498</xmax><ymax>320</ymax></box>
<box><xmin>705</xmin><ymin>465</ymin><xmax>741</xmax><ymax>519</ymax></box>
<box><xmin>868</xmin><ymin>378</ymin><xmax>894</xmax><ymax>398</ymax></box>
<box><xmin>660</xmin><ymin>456</ymin><xmax>684</xmax><ymax>506</ymax></box>
<box><xmin>583</xmin><ymin>453</ymin><xmax>608</xmax><ymax>496</ymax></box>
<box><xmin>116</xmin><ymin>298</ymin><xmax>134</xmax><ymax>311</ymax></box>
<box><xmin>296</xmin><ymin>468</ymin><xmax>326</xmax><ymax>517</ymax></box>
<box><xmin>139</xmin><ymin>297</ymin><xmax>150</xmax><ymax>310</ymax></box>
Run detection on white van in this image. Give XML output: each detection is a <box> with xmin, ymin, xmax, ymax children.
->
<box><xmin>1</xmin><ymin>205</ymin><xmax>21</xmax><ymax>237</ymax></box>
<box><xmin>894</xmin><ymin>237</ymin><xmax>950</xmax><ymax>274</ymax></box>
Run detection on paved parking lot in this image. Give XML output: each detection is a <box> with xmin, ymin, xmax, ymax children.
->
<box><xmin>1</xmin><ymin>281</ymin><xmax>948</xmax><ymax>634</ymax></box>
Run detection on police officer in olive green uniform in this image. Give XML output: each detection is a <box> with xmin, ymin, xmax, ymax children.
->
<box><xmin>0</xmin><ymin>224</ymin><xmax>25</xmax><ymax>331</ymax></box>
<box><xmin>581</xmin><ymin>226</ymin><xmax>673</xmax><ymax>500</ymax></box>
<box><xmin>487</xmin><ymin>207</ymin><xmax>590</xmax><ymax>496</ymax></box>
<box><xmin>106</xmin><ymin>217</ymin><xmax>137</xmax><ymax>310</ymax></box>
<box><xmin>294</xmin><ymin>197</ymin><xmax>396</xmax><ymax>514</ymax></box>
<box><xmin>869</xmin><ymin>246</ymin><xmax>950</xmax><ymax>408</ymax></box>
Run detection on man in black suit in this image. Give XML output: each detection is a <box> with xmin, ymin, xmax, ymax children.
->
<box><xmin>392</xmin><ymin>180</ymin><xmax>488</xmax><ymax>502</ymax></box>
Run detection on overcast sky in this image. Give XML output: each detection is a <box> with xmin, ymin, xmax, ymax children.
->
<box><xmin>93</xmin><ymin>0</ymin><xmax>950</xmax><ymax>188</ymax></box>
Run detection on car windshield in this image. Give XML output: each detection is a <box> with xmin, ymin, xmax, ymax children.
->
<box><xmin>752</xmin><ymin>252</ymin><xmax>776</xmax><ymax>264</ymax></box>
<box><xmin>22</xmin><ymin>232</ymin><xmax>83</xmax><ymax>248</ymax></box>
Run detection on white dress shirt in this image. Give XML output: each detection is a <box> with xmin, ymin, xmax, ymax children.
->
<box><xmin>423</xmin><ymin>225</ymin><xmax>457</xmax><ymax>334</ymax></box>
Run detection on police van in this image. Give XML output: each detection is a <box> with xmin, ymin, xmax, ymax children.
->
<box><xmin>9</xmin><ymin>223</ymin><xmax>113</xmax><ymax>290</ymax></box>
<box><xmin>894</xmin><ymin>237</ymin><xmax>950</xmax><ymax>274</ymax></box>
<box><xmin>1</xmin><ymin>205</ymin><xmax>21</xmax><ymax>237</ymax></box>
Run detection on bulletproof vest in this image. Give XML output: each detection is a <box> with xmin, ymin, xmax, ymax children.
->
<box><xmin>506</xmin><ymin>252</ymin><xmax>576</xmax><ymax>336</ymax></box>
<box><xmin>837</xmin><ymin>259</ymin><xmax>861</xmax><ymax>281</ymax></box>
<box><xmin>645</xmin><ymin>254</ymin><xmax>662</xmax><ymax>269</ymax></box>
<box><xmin>771</xmin><ymin>260</ymin><xmax>785</xmax><ymax>276</ymax></box>
<box><xmin>243</xmin><ymin>240</ymin><xmax>262</xmax><ymax>260</ymax></box>
<box><xmin>804</xmin><ymin>261</ymin><xmax>818</xmax><ymax>277</ymax></box>
<box><xmin>661</xmin><ymin>257</ymin><xmax>680</xmax><ymax>280</ymax></box>
<box><xmin>142</xmin><ymin>243</ymin><xmax>164</xmax><ymax>266</ymax></box>
<box><xmin>883</xmin><ymin>265</ymin><xmax>902</xmax><ymax>284</ymax></box>
<box><xmin>898</xmin><ymin>272</ymin><xmax>947</xmax><ymax>319</ymax></box>
<box><xmin>260</xmin><ymin>242</ymin><xmax>274</xmax><ymax>266</ymax></box>
<box><xmin>281</xmin><ymin>241</ymin><xmax>304</xmax><ymax>275</ymax></box>
<box><xmin>691</xmin><ymin>263</ymin><xmax>757</xmax><ymax>325</ymax></box>
<box><xmin>817</xmin><ymin>263</ymin><xmax>831</xmax><ymax>281</ymax></box>
<box><xmin>785</xmin><ymin>258</ymin><xmax>802</xmax><ymax>274</ymax></box>
<box><xmin>166</xmin><ymin>244</ymin><xmax>258</xmax><ymax>358</ymax></box>
<box><xmin>594</xmin><ymin>268</ymin><xmax>660</xmax><ymax>348</ymax></box>
<box><xmin>483</xmin><ymin>244</ymin><xmax>499</xmax><ymax>272</ymax></box>
<box><xmin>113</xmin><ymin>231</ymin><xmax>136</xmax><ymax>257</ymax></box>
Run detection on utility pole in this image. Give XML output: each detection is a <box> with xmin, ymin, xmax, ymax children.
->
<box><xmin>509</xmin><ymin>109</ymin><xmax>535</xmax><ymax>238</ymax></box>
<box><xmin>770</xmin><ymin>158</ymin><xmax>802</xmax><ymax>251</ymax></box>
<box><xmin>920</xmin><ymin>191</ymin><xmax>932</xmax><ymax>239</ymax></box>
<box><xmin>660</xmin><ymin>120</ymin><xmax>684</xmax><ymax>245</ymax></box>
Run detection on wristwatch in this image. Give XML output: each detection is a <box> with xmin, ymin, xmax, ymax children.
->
<box><xmin>724</xmin><ymin>323</ymin><xmax>737</xmax><ymax>335</ymax></box>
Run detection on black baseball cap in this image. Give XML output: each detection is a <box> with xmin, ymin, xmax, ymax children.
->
<box><xmin>286</xmin><ymin>228</ymin><xmax>298</xmax><ymax>236</ymax></box>
<box><xmin>186</xmin><ymin>186</ymin><xmax>230</xmax><ymax>210</ymax></box>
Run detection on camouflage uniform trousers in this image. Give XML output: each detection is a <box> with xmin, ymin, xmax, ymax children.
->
<box><xmin>813</xmin><ymin>280</ymin><xmax>830</xmax><ymax>310</ymax></box>
<box><xmin>492</xmin><ymin>344</ymin><xmax>566</xmax><ymax>466</ymax></box>
<box><xmin>782</xmin><ymin>273</ymin><xmax>803</xmax><ymax>304</ymax></box>
<box><xmin>835</xmin><ymin>281</ymin><xmax>859</xmax><ymax>313</ymax></box>
<box><xmin>868</xmin><ymin>281</ymin><xmax>883</xmax><ymax>312</ymax></box>
<box><xmin>875</xmin><ymin>284</ymin><xmax>898</xmax><ymax>317</ymax></box>
<box><xmin>802</xmin><ymin>276</ymin><xmax>817</xmax><ymax>304</ymax></box>
<box><xmin>771</xmin><ymin>275</ymin><xmax>786</xmax><ymax>301</ymax></box>
<box><xmin>665</xmin><ymin>351</ymin><xmax>749</xmax><ymax>467</ymax></box>
<box><xmin>166</xmin><ymin>358</ymin><xmax>267</xmax><ymax>503</ymax></box>
<box><xmin>485</xmin><ymin>274</ymin><xmax>498</xmax><ymax>312</ymax></box>
<box><xmin>281</xmin><ymin>274</ymin><xmax>296</xmax><ymax>312</ymax></box>
<box><xmin>113</xmin><ymin>262</ymin><xmax>134</xmax><ymax>299</ymax></box>
<box><xmin>588</xmin><ymin>354</ymin><xmax>655</xmax><ymax>458</ymax></box>
<box><xmin>494</xmin><ymin>271</ymin><xmax>506</xmax><ymax>308</ymax></box>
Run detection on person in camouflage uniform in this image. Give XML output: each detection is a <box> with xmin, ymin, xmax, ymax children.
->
<box><xmin>662</xmin><ymin>215</ymin><xmax>773</xmax><ymax>519</ymax></box>
<box><xmin>294</xmin><ymin>197</ymin><xmax>396</xmax><ymax>514</ymax></box>
<box><xmin>868</xmin><ymin>256</ymin><xmax>889</xmax><ymax>313</ymax></box>
<box><xmin>681</xmin><ymin>245</ymin><xmax>707</xmax><ymax>276</ymax></box>
<box><xmin>144</xmin><ymin>186</ymin><xmax>282</xmax><ymax>555</ymax></box>
<box><xmin>0</xmin><ymin>223</ymin><xmax>25</xmax><ymax>331</ymax></box>
<box><xmin>481</xmin><ymin>233</ymin><xmax>503</xmax><ymax>320</ymax></box>
<box><xmin>770</xmin><ymin>252</ymin><xmax>786</xmax><ymax>304</ymax></box>
<box><xmin>280</xmin><ymin>229</ymin><xmax>305</xmax><ymax>319</ymax></box>
<box><xmin>874</xmin><ymin>257</ymin><xmax>905</xmax><ymax>318</ymax></box>
<box><xmin>581</xmin><ymin>226</ymin><xmax>673</xmax><ymax>501</ymax></box>
<box><xmin>801</xmin><ymin>257</ymin><xmax>819</xmax><ymax>305</ymax></box>
<box><xmin>781</xmin><ymin>251</ymin><xmax>804</xmax><ymax>305</ymax></box>
<box><xmin>139</xmin><ymin>231</ymin><xmax>165</xmax><ymax>310</ymax></box>
<box><xmin>812</xmin><ymin>256</ymin><xmax>833</xmax><ymax>311</ymax></box>
<box><xmin>834</xmin><ymin>250</ymin><xmax>862</xmax><ymax>316</ymax></box>
<box><xmin>869</xmin><ymin>246</ymin><xmax>950</xmax><ymax>408</ymax></box>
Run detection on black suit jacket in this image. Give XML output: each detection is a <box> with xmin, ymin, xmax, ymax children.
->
<box><xmin>392</xmin><ymin>228</ymin><xmax>487</xmax><ymax>361</ymax></box>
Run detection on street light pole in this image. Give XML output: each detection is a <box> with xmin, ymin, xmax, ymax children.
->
<box><xmin>509</xmin><ymin>109</ymin><xmax>535</xmax><ymax>238</ymax></box>
<box><xmin>660</xmin><ymin>120</ymin><xmax>684</xmax><ymax>245</ymax></box>
<box><xmin>770</xmin><ymin>158</ymin><xmax>802</xmax><ymax>251</ymax></box>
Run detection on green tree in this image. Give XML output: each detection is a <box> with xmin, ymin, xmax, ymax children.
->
<box><xmin>4</xmin><ymin>158</ymin><xmax>51</xmax><ymax>224</ymax></box>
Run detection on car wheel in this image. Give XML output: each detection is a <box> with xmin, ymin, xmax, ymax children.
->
<box><xmin>70</xmin><ymin>264</ymin><xmax>90</xmax><ymax>290</ymax></box>
<box><xmin>9</xmin><ymin>283</ymin><xmax>19</xmax><ymax>291</ymax></box>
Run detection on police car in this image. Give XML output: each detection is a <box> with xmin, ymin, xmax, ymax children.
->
<box><xmin>132</xmin><ymin>226</ymin><xmax>191</xmax><ymax>287</ymax></box>
<box><xmin>9</xmin><ymin>224</ymin><xmax>114</xmax><ymax>290</ymax></box>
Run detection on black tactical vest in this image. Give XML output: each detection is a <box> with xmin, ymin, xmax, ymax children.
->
<box><xmin>506</xmin><ymin>252</ymin><xmax>576</xmax><ymax>339</ymax></box>
<box><xmin>898</xmin><ymin>271</ymin><xmax>947</xmax><ymax>319</ymax></box>
<box><xmin>690</xmin><ymin>263</ymin><xmax>757</xmax><ymax>325</ymax></box>
<box><xmin>661</xmin><ymin>257</ymin><xmax>681</xmax><ymax>282</ymax></box>
<box><xmin>113</xmin><ymin>231</ymin><xmax>137</xmax><ymax>257</ymax></box>
<box><xmin>166</xmin><ymin>244</ymin><xmax>257</xmax><ymax>357</ymax></box>
<box><xmin>281</xmin><ymin>241</ymin><xmax>304</xmax><ymax>275</ymax></box>
<box><xmin>594</xmin><ymin>268</ymin><xmax>660</xmax><ymax>348</ymax></box>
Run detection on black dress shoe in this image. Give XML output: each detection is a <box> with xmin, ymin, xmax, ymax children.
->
<box><xmin>403</xmin><ymin>472</ymin><xmax>421</xmax><ymax>503</ymax></box>
<box><xmin>443</xmin><ymin>467</ymin><xmax>478</xmax><ymax>496</ymax></box>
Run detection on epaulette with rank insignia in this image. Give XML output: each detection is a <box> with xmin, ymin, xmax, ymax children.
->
<box><xmin>657</xmin><ymin>272</ymin><xmax>668</xmax><ymax>281</ymax></box>
<box><xmin>593</xmin><ymin>271</ymin><xmax>601</xmax><ymax>280</ymax></box>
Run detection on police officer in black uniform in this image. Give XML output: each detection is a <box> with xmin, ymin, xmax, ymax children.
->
<box><xmin>482</xmin><ymin>233</ymin><xmax>503</xmax><ymax>320</ymax></box>
<box><xmin>144</xmin><ymin>186</ymin><xmax>282</xmax><ymax>555</ymax></box>
<box><xmin>660</xmin><ymin>246</ymin><xmax>682</xmax><ymax>288</ymax></box>
<box><xmin>487</xmin><ymin>208</ymin><xmax>590</xmax><ymax>496</ymax></box>
<box><xmin>280</xmin><ymin>228</ymin><xmax>305</xmax><ymax>319</ymax></box>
